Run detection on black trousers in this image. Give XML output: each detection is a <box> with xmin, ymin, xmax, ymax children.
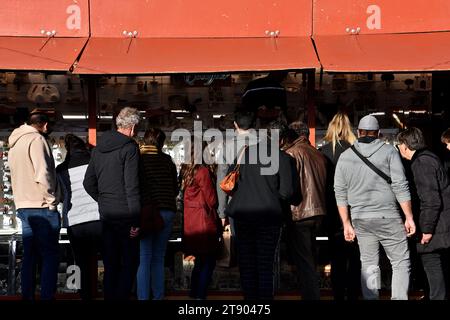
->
<box><xmin>101</xmin><ymin>221</ymin><xmax>140</xmax><ymax>300</ymax></box>
<box><xmin>329</xmin><ymin>233</ymin><xmax>361</xmax><ymax>300</ymax></box>
<box><xmin>286</xmin><ymin>216</ymin><xmax>322</xmax><ymax>300</ymax></box>
<box><xmin>67</xmin><ymin>220</ymin><xmax>102</xmax><ymax>300</ymax></box>
<box><xmin>234</xmin><ymin>219</ymin><xmax>282</xmax><ymax>300</ymax></box>
<box><xmin>420</xmin><ymin>250</ymin><xmax>448</xmax><ymax>300</ymax></box>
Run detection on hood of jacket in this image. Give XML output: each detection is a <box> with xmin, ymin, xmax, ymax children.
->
<box><xmin>96</xmin><ymin>130</ymin><xmax>136</xmax><ymax>153</ymax></box>
<box><xmin>353</xmin><ymin>138</ymin><xmax>386</xmax><ymax>158</ymax></box>
<box><xmin>8</xmin><ymin>124</ymin><xmax>41</xmax><ymax>148</ymax></box>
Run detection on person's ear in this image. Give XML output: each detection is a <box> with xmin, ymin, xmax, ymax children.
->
<box><xmin>130</xmin><ymin>125</ymin><xmax>136</xmax><ymax>137</ymax></box>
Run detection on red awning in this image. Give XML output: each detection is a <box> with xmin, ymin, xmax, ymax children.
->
<box><xmin>74</xmin><ymin>0</ymin><xmax>318</xmax><ymax>74</ymax></box>
<box><xmin>74</xmin><ymin>37</ymin><xmax>317</xmax><ymax>74</ymax></box>
<box><xmin>0</xmin><ymin>37</ymin><xmax>87</xmax><ymax>71</ymax></box>
<box><xmin>0</xmin><ymin>0</ymin><xmax>89</xmax><ymax>71</ymax></box>
<box><xmin>313</xmin><ymin>0</ymin><xmax>450</xmax><ymax>72</ymax></box>
<box><xmin>314</xmin><ymin>32</ymin><xmax>450</xmax><ymax>72</ymax></box>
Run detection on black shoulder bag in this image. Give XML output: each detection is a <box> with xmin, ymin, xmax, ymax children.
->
<box><xmin>350</xmin><ymin>145</ymin><xmax>392</xmax><ymax>185</ymax></box>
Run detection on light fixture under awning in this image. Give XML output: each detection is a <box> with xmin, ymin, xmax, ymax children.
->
<box><xmin>73</xmin><ymin>37</ymin><xmax>318</xmax><ymax>74</ymax></box>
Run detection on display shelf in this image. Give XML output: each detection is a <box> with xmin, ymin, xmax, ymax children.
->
<box><xmin>0</xmin><ymin>140</ymin><xmax>18</xmax><ymax>232</ymax></box>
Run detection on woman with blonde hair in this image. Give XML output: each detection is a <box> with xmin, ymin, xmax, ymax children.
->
<box><xmin>320</xmin><ymin>112</ymin><xmax>360</xmax><ymax>300</ymax></box>
<box><xmin>322</xmin><ymin>112</ymin><xmax>357</xmax><ymax>158</ymax></box>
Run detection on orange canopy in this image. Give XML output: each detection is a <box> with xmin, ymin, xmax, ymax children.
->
<box><xmin>74</xmin><ymin>0</ymin><xmax>319</xmax><ymax>74</ymax></box>
<box><xmin>313</xmin><ymin>0</ymin><xmax>450</xmax><ymax>72</ymax></box>
<box><xmin>0</xmin><ymin>37</ymin><xmax>87</xmax><ymax>71</ymax></box>
<box><xmin>74</xmin><ymin>37</ymin><xmax>317</xmax><ymax>74</ymax></box>
<box><xmin>314</xmin><ymin>32</ymin><xmax>450</xmax><ymax>72</ymax></box>
<box><xmin>0</xmin><ymin>0</ymin><xmax>88</xmax><ymax>71</ymax></box>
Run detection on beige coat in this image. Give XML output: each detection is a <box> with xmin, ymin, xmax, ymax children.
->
<box><xmin>8</xmin><ymin>124</ymin><xmax>58</xmax><ymax>210</ymax></box>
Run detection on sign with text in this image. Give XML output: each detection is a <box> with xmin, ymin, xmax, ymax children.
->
<box><xmin>0</xmin><ymin>0</ymin><xmax>89</xmax><ymax>37</ymax></box>
<box><xmin>171</xmin><ymin>74</ymin><xmax>232</xmax><ymax>87</ymax></box>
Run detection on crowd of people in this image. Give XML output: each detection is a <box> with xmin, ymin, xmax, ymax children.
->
<box><xmin>7</xmin><ymin>106</ymin><xmax>450</xmax><ymax>300</ymax></box>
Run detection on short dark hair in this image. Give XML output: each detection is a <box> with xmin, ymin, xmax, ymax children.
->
<box><xmin>234</xmin><ymin>110</ymin><xmax>255</xmax><ymax>130</ymax></box>
<box><xmin>441</xmin><ymin>128</ymin><xmax>450</xmax><ymax>144</ymax></box>
<box><xmin>268</xmin><ymin>120</ymin><xmax>288</xmax><ymax>140</ymax></box>
<box><xmin>144</xmin><ymin>128</ymin><xmax>166</xmax><ymax>150</ymax></box>
<box><xmin>289</xmin><ymin>121</ymin><xmax>309</xmax><ymax>138</ymax></box>
<box><xmin>29</xmin><ymin>112</ymin><xmax>49</xmax><ymax>126</ymax></box>
<box><xmin>397</xmin><ymin>127</ymin><xmax>427</xmax><ymax>151</ymax></box>
<box><xmin>268</xmin><ymin>70</ymin><xmax>288</xmax><ymax>82</ymax></box>
<box><xmin>64</xmin><ymin>134</ymin><xmax>88</xmax><ymax>154</ymax></box>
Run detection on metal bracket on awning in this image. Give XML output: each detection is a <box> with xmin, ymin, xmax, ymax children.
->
<box><xmin>122</xmin><ymin>30</ymin><xmax>138</xmax><ymax>53</ymax></box>
<box><xmin>39</xmin><ymin>29</ymin><xmax>57</xmax><ymax>51</ymax></box>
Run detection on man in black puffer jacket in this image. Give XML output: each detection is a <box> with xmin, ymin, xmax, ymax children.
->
<box><xmin>397</xmin><ymin>127</ymin><xmax>450</xmax><ymax>300</ymax></box>
<box><xmin>83</xmin><ymin>107</ymin><xmax>141</xmax><ymax>300</ymax></box>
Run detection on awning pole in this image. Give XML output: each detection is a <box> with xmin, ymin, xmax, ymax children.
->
<box><xmin>307</xmin><ymin>71</ymin><xmax>316</xmax><ymax>146</ymax></box>
<box><xmin>87</xmin><ymin>77</ymin><xmax>97</xmax><ymax>146</ymax></box>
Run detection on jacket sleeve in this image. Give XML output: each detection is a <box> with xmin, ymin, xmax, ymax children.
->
<box><xmin>278</xmin><ymin>151</ymin><xmax>297</xmax><ymax>203</ymax></box>
<box><xmin>197</xmin><ymin>167</ymin><xmax>218</xmax><ymax>211</ymax></box>
<box><xmin>122</xmin><ymin>143</ymin><xmax>141</xmax><ymax>223</ymax></box>
<box><xmin>413</xmin><ymin>160</ymin><xmax>442</xmax><ymax>234</ymax></box>
<box><xmin>83</xmin><ymin>151</ymin><xmax>99</xmax><ymax>202</ymax></box>
<box><xmin>56</xmin><ymin>170</ymin><xmax>71</xmax><ymax>228</ymax></box>
<box><xmin>389</xmin><ymin>149</ymin><xmax>411</xmax><ymax>203</ymax></box>
<box><xmin>29</xmin><ymin>136</ymin><xmax>57</xmax><ymax>210</ymax></box>
<box><xmin>287</xmin><ymin>149</ymin><xmax>305</xmax><ymax>206</ymax></box>
<box><xmin>334</xmin><ymin>157</ymin><xmax>349</xmax><ymax>207</ymax></box>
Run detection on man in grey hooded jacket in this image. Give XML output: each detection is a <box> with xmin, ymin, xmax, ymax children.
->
<box><xmin>334</xmin><ymin>115</ymin><xmax>416</xmax><ymax>300</ymax></box>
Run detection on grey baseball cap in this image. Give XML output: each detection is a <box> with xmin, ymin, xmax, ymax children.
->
<box><xmin>358</xmin><ymin>115</ymin><xmax>379</xmax><ymax>130</ymax></box>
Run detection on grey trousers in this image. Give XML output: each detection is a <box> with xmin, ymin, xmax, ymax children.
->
<box><xmin>353</xmin><ymin>218</ymin><xmax>411</xmax><ymax>300</ymax></box>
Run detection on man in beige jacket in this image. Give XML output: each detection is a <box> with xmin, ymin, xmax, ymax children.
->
<box><xmin>8</xmin><ymin>112</ymin><xmax>60</xmax><ymax>300</ymax></box>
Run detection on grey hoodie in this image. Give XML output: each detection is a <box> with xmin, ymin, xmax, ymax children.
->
<box><xmin>334</xmin><ymin>139</ymin><xmax>410</xmax><ymax>219</ymax></box>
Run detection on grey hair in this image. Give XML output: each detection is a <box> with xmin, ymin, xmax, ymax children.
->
<box><xmin>116</xmin><ymin>107</ymin><xmax>141</xmax><ymax>129</ymax></box>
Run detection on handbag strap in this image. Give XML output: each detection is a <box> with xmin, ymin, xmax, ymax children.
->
<box><xmin>233</xmin><ymin>145</ymin><xmax>248</xmax><ymax>172</ymax></box>
<box><xmin>350</xmin><ymin>145</ymin><xmax>392</xmax><ymax>185</ymax></box>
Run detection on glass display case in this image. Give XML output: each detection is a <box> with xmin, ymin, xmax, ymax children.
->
<box><xmin>0</xmin><ymin>139</ymin><xmax>19</xmax><ymax>232</ymax></box>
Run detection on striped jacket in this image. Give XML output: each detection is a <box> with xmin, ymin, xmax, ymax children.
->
<box><xmin>139</xmin><ymin>145</ymin><xmax>178</xmax><ymax>212</ymax></box>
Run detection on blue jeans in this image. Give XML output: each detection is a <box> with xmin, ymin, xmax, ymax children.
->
<box><xmin>136</xmin><ymin>210</ymin><xmax>175</xmax><ymax>300</ymax></box>
<box><xmin>17</xmin><ymin>208</ymin><xmax>61</xmax><ymax>300</ymax></box>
